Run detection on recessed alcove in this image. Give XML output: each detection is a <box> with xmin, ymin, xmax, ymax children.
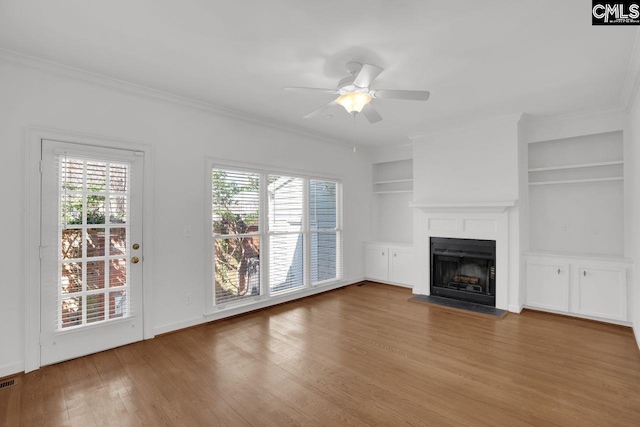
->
<box><xmin>527</xmin><ymin>131</ymin><xmax>624</xmax><ymax>257</ymax></box>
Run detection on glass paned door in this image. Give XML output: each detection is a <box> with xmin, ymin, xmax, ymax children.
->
<box><xmin>59</xmin><ymin>158</ymin><xmax>131</xmax><ymax>328</ymax></box>
<box><xmin>40</xmin><ymin>140</ymin><xmax>144</xmax><ymax>366</ymax></box>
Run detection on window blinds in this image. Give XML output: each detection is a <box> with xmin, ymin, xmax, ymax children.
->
<box><xmin>44</xmin><ymin>153</ymin><xmax>133</xmax><ymax>331</ymax></box>
<box><xmin>268</xmin><ymin>175</ymin><xmax>304</xmax><ymax>293</ymax></box>
<box><xmin>212</xmin><ymin>169</ymin><xmax>261</xmax><ymax>304</ymax></box>
<box><xmin>310</xmin><ymin>180</ymin><xmax>341</xmax><ymax>284</ymax></box>
<box><xmin>211</xmin><ymin>167</ymin><xmax>342</xmax><ymax>307</ymax></box>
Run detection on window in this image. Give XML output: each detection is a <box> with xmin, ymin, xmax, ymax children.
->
<box><xmin>212</xmin><ymin>169</ymin><xmax>261</xmax><ymax>305</ymax></box>
<box><xmin>268</xmin><ymin>175</ymin><xmax>304</xmax><ymax>293</ymax></box>
<box><xmin>310</xmin><ymin>180</ymin><xmax>341</xmax><ymax>284</ymax></box>
<box><xmin>209</xmin><ymin>164</ymin><xmax>342</xmax><ymax>308</ymax></box>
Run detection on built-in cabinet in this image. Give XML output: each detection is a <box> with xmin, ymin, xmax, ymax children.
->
<box><xmin>575</xmin><ymin>264</ymin><xmax>627</xmax><ymax>321</ymax></box>
<box><xmin>525</xmin><ymin>254</ymin><xmax>628</xmax><ymax>322</ymax></box>
<box><xmin>364</xmin><ymin>242</ymin><xmax>413</xmax><ymax>287</ymax></box>
<box><xmin>524</xmin><ymin>130</ymin><xmax>629</xmax><ymax>324</ymax></box>
<box><xmin>525</xmin><ymin>259</ymin><xmax>569</xmax><ymax>312</ymax></box>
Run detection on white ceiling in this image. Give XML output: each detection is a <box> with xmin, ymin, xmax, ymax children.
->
<box><xmin>1</xmin><ymin>1</ymin><xmax>638</xmax><ymax>147</ymax></box>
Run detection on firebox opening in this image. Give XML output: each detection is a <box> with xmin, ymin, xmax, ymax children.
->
<box><xmin>430</xmin><ymin>237</ymin><xmax>496</xmax><ymax>307</ymax></box>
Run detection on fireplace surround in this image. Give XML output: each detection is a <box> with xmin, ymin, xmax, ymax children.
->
<box><xmin>411</xmin><ymin>200</ymin><xmax>517</xmax><ymax>311</ymax></box>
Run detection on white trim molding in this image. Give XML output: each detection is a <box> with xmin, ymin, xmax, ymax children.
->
<box><xmin>24</xmin><ymin>126</ymin><xmax>155</xmax><ymax>373</ymax></box>
<box><xmin>410</xmin><ymin>200</ymin><xmax>517</xmax><ymax>214</ymax></box>
<box><xmin>413</xmin><ymin>206</ymin><xmax>513</xmax><ymax>312</ymax></box>
<box><xmin>0</xmin><ymin>48</ymin><xmax>363</xmax><ymax>152</ymax></box>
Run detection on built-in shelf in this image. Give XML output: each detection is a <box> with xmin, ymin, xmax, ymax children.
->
<box><xmin>528</xmin><ymin>160</ymin><xmax>623</xmax><ymax>173</ymax></box>
<box><xmin>374</xmin><ymin>190</ymin><xmax>413</xmax><ymax>194</ymax></box>
<box><xmin>373</xmin><ymin>159</ymin><xmax>413</xmax><ymax>194</ymax></box>
<box><xmin>527</xmin><ymin>130</ymin><xmax>624</xmax><ymax>256</ymax></box>
<box><xmin>528</xmin><ymin>177</ymin><xmax>623</xmax><ymax>186</ymax></box>
<box><xmin>373</xmin><ymin>178</ymin><xmax>413</xmax><ymax>185</ymax></box>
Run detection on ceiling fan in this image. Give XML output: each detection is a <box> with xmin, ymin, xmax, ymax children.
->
<box><xmin>284</xmin><ymin>62</ymin><xmax>430</xmax><ymax>123</ymax></box>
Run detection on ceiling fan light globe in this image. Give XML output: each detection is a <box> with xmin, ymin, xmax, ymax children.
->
<box><xmin>336</xmin><ymin>92</ymin><xmax>372</xmax><ymax>114</ymax></box>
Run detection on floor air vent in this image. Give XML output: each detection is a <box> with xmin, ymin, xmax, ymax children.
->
<box><xmin>0</xmin><ymin>378</ymin><xmax>16</xmax><ymax>390</ymax></box>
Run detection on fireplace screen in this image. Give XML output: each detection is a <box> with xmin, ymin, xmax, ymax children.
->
<box><xmin>430</xmin><ymin>237</ymin><xmax>496</xmax><ymax>307</ymax></box>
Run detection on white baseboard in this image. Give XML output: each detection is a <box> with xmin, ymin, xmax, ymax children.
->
<box><xmin>508</xmin><ymin>304</ymin><xmax>523</xmax><ymax>314</ymax></box>
<box><xmin>364</xmin><ymin>278</ymin><xmax>413</xmax><ymax>289</ymax></box>
<box><xmin>523</xmin><ymin>305</ymin><xmax>632</xmax><ymax>327</ymax></box>
<box><xmin>154</xmin><ymin>277</ymin><xmax>364</xmax><ymax>336</ymax></box>
<box><xmin>154</xmin><ymin>316</ymin><xmax>207</xmax><ymax>336</ymax></box>
<box><xmin>634</xmin><ymin>324</ymin><xmax>640</xmax><ymax>351</ymax></box>
<box><xmin>0</xmin><ymin>361</ymin><xmax>24</xmax><ymax>378</ymax></box>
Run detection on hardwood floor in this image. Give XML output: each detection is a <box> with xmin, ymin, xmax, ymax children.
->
<box><xmin>2</xmin><ymin>282</ymin><xmax>640</xmax><ymax>426</ymax></box>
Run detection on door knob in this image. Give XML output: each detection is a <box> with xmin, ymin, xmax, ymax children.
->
<box><xmin>131</xmin><ymin>256</ymin><xmax>140</xmax><ymax>264</ymax></box>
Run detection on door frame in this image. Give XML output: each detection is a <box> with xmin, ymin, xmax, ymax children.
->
<box><xmin>24</xmin><ymin>126</ymin><xmax>155</xmax><ymax>373</ymax></box>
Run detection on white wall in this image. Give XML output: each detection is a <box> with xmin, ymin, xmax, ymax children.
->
<box><xmin>372</xmin><ymin>192</ymin><xmax>413</xmax><ymax>243</ymax></box>
<box><xmin>412</xmin><ymin>116</ymin><xmax>520</xmax><ymax>203</ymax></box>
<box><xmin>370</xmin><ymin>143</ymin><xmax>412</xmax><ymax>164</ymax></box>
<box><xmin>0</xmin><ymin>59</ymin><xmax>373</xmax><ymax>375</ymax></box>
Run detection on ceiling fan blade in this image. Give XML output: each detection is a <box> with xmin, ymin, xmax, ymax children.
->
<box><xmin>303</xmin><ymin>100</ymin><xmax>338</xmax><ymax>119</ymax></box>
<box><xmin>353</xmin><ymin>64</ymin><xmax>384</xmax><ymax>88</ymax></box>
<box><xmin>373</xmin><ymin>90</ymin><xmax>430</xmax><ymax>101</ymax></box>
<box><xmin>362</xmin><ymin>104</ymin><xmax>382</xmax><ymax>123</ymax></box>
<box><xmin>284</xmin><ymin>87</ymin><xmax>339</xmax><ymax>94</ymax></box>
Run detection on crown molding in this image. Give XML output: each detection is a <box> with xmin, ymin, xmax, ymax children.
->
<box><xmin>621</xmin><ymin>28</ymin><xmax>640</xmax><ymax>112</ymax></box>
<box><xmin>523</xmin><ymin>104</ymin><xmax>627</xmax><ymax>126</ymax></box>
<box><xmin>407</xmin><ymin>113</ymin><xmax>523</xmax><ymax>141</ymax></box>
<box><xmin>0</xmin><ymin>48</ymin><xmax>369</xmax><ymax>152</ymax></box>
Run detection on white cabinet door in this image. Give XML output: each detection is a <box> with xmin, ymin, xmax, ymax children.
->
<box><xmin>365</xmin><ymin>246</ymin><xmax>388</xmax><ymax>282</ymax></box>
<box><xmin>389</xmin><ymin>249</ymin><xmax>413</xmax><ymax>286</ymax></box>
<box><xmin>575</xmin><ymin>267</ymin><xmax>626</xmax><ymax>321</ymax></box>
<box><xmin>526</xmin><ymin>261</ymin><xmax>569</xmax><ymax>311</ymax></box>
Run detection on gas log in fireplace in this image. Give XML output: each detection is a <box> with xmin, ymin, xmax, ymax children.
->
<box><xmin>430</xmin><ymin>237</ymin><xmax>496</xmax><ymax>307</ymax></box>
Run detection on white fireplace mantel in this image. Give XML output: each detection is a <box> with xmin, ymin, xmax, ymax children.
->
<box><xmin>412</xmin><ymin>200</ymin><xmax>518</xmax><ymax>312</ymax></box>
<box><xmin>409</xmin><ymin>200</ymin><xmax>517</xmax><ymax>214</ymax></box>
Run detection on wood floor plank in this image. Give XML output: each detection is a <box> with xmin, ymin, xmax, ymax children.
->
<box><xmin>2</xmin><ymin>282</ymin><xmax>640</xmax><ymax>426</ymax></box>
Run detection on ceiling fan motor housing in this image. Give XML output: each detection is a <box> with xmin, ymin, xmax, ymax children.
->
<box><xmin>338</xmin><ymin>62</ymin><xmax>370</xmax><ymax>94</ymax></box>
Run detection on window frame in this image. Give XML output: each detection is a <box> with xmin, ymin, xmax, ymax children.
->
<box><xmin>205</xmin><ymin>159</ymin><xmax>343</xmax><ymax>314</ymax></box>
<box><xmin>211</xmin><ymin>168</ymin><xmax>265</xmax><ymax>307</ymax></box>
<box><xmin>309</xmin><ymin>179</ymin><xmax>342</xmax><ymax>286</ymax></box>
